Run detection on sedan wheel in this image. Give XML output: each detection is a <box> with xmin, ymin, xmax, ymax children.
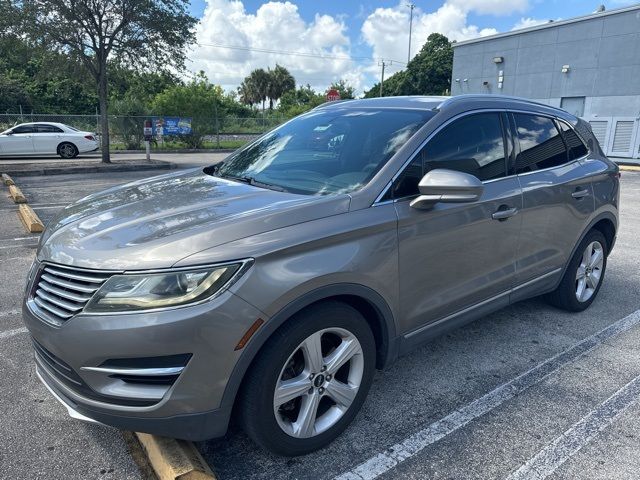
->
<box><xmin>273</xmin><ymin>328</ymin><xmax>364</xmax><ymax>438</ymax></box>
<box><xmin>58</xmin><ymin>143</ymin><xmax>77</xmax><ymax>159</ymax></box>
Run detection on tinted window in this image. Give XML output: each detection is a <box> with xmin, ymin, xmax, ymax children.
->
<box><xmin>36</xmin><ymin>124</ymin><xmax>63</xmax><ymax>133</ymax></box>
<box><xmin>423</xmin><ymin>113</ymin><xmax>507</xmax><ymax>182</ymax></box>
<box><xmin>12</xmin><ymin>125</ymin><xmax>35</xmax><ymax>134</ymax></box>
<box><xmin>217</xmin><ymin>109</ymin><xmax>433</xmax><ymax>195</ymax></box>
<box><xmin>513</xmin><ymin>114</ymin><xmax>568</xmax><ymax>173</ymax></box>
<box><xmin>558</xmin><ymin>120</ymin><xmax>588</xmax><ymax>161</ymax></box>
<box><xmin>390</xmin><ymin>113</ymin><xmax>507</xmax><ymax>199</ymax></box>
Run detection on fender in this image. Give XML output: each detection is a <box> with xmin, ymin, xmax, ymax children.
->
<box><xmin>218</xmin><ymin>283</ymin><xmax>398</xmax><ymax>411</ymax></box>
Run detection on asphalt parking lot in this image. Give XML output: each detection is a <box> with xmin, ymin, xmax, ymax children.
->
<box><xmin>1</xmin><ymin>164</ymin><xmax>640</xmax><ymax>480</ymax></box>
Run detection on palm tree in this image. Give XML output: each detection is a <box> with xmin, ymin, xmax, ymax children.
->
<box><xmin>267</xmin><ymin>64</ymin><xmax>295</xmax><ymax>109</ymax></box>
<box><xmin>237</xmin><ymin>80</ymin><xmax>257</xmax><ymax>109</ymax></box>
<box><xmin>248</xmin><ymin>68</ymin><xmax>270</xmax><ymax>112</ymax></box>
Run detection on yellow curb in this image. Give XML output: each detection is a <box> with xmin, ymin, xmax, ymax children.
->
<box><xmin>1</xmin><ymin>173</ymin><xmax>14</xmax><ymax>185</ymax></box>
<box><xmin>9</xmin><ymin>184</ymin><xmax>27</xmax><ymax>203</ymax></box>
<box><xmin>18</xmin><ymin>204</ymin><xmax>44</xmax><ymax>233</ymax></box>
<box><xmin>135</xmin><ymin>433</ymin><xmax>216</xmax><ymax>480</ymax></box>
<box><xmin>619</xmin><ymin>165</ymin><xmax>640</xmax><ymax>172</ymax></box>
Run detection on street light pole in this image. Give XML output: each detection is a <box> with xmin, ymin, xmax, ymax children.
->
<box><xmin>407</xmin><ymin>3</ymin><xmax>415</xmax><ymax>63</ymax></box>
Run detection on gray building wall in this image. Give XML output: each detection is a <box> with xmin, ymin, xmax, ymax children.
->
<box><xmin>451</xmin><ymin>6</ymin><xmax>640</xmax><ymax>117</ymax></box>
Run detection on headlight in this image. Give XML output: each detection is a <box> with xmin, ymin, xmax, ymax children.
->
<box><xmin>84</xmin><ymin>263</ymin><xmax>247</xmax><ymax>313</ymax></box>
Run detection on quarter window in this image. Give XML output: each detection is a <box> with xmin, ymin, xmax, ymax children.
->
<box><xmin>558</xmin><ymin>120</ymin><xmax>588</xmax><ymax>161</ymax></box>
<box><xmin>391</xmin><ymin>112</ymin><xmax>507</xmax><ymax>199</ymax></box>
<box><xmin>513</xmin><ymin>114</ymin><xmax>568</xmax><ymax>173</ymax></box>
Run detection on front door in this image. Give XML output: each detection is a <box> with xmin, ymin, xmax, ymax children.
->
<box><xmin>392</xmin><ymin>112</ymin><xmax>523</xmax><ymax>335</ymax></box>
<box><xmin>1</xmin><ymin>125</ymin><xmax>35</xmax><ymax>154</ymax></box>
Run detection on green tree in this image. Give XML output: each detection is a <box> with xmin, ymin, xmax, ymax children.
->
<box><xmin>328</xmin><ymin>79</ymin><xmax>356</xmax><ymax>100</ymax></box>
<box><xmin>364</xmin><ymin>33</ymin><xmax>453</xmax><ymax>98</ymax></box>
<box><xmin>278</xmin><ymin>84</ymin><xmax>325</xmax><ymax>117</ymax></box>
<box><xmin>151</xmin><ymin>72</ymin><xmax>225</xmax><ymax>148</ymax></box>
<box><xmin>267</xmin><ymin>64</ymin><xmax>295</xmax><ymax>109</ymax></box>
<box><xmin>24</xmin><ymin>0</ymin><xmax>197</xmax><ymax>162</ymax></box>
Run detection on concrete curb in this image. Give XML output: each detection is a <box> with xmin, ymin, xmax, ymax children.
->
<box><xmin>135</xmin><ymin>433</ymin><xmax>216</xmax><ymax>480</ymax></box>
<box><xmin>9</xmin><ymin>184</ymin><xmax>27</xmax><ymax>203</ymax></box>
<box><xmin>111</xmin><ymin>149</ymin><xmax>237</xmax><ymax>154</ymax></box>
<box><xmin>18</xmin><ymin>204</ymin><xmax>44</xmax><ymax>233</ymax></box>
<box><xmin>1</xmin><ymin>161</ymin><xmax>176</xmax><ymax>177</ymax></box>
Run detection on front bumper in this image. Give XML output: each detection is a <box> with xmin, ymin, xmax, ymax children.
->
<box><xmin>24</xmin><ymin>287</ymin><xmax>265</xmax><ymax>441</ymax></box>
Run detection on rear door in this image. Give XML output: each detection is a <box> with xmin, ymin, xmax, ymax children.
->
<box><xmin>0</xmin><ymin>125</ymin><xmax>35</xmax><ymax>155</ymax></box>
<box><xmin>393</xmin><ymin>111</ymin><xmax>523</xmax><ymax>335</ymax></box>
<box><xmin>510</xmin><ymin>112</ymin><xmax>593</xmax><ymax>294</ymax></box>
<box><xmin>32</xmin><ymin>124</ymin><xmax>64</xmax><ymax>154</ymax></box>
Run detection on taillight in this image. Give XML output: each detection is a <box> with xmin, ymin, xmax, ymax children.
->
<box><xmin>85</xmin><ymin>135</ymin><xmax>95</xmax><ymax>141</ymax></box>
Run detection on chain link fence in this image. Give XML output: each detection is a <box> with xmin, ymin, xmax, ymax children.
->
<box><xmin>0</xmin><ymin>113</ymin><xmax>287</xmax><ymax>150</ymax></box>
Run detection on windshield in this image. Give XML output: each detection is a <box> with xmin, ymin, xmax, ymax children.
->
<box><xmin>215</xmin><ymin>108</ymin><xmax>433</xmax><ymax>195</ymax></box>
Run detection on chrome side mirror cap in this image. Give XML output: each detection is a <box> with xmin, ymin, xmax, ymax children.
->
<box><xmin>410</xmin><ymin>169</ymin><xmax>484</xmax><ymax>210</ymax></box>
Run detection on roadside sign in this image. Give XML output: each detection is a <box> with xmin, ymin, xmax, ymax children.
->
<box><xmin>326</xmin><ymin>89</ymin><xmax>341</xmax><ymax>102</ymax></box>
<box><xmin>143</xmin><ymin>120</ymin><xmax>152</xmax><ymax>140</ymax></box>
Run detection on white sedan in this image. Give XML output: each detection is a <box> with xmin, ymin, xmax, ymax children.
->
<box><xmin>0</xmin><ymin>122</ymin><xmax>99</xmax><ymax>158</ymax></box>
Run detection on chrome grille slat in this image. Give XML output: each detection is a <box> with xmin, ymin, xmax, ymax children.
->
<box><xmin>44</xmin><ymin>266</ymin><xmax>110</xmax><ymax>283</ymax></box>
<box><xmin>34</xmin><ymin>297</ymin><xmax>74</xmax><ymax>319</ymax></box>
<box><xmin>38</xmin><ymin>282</ymin><xmax>93</xmax><ymax>302</ymax></box>
<box><xmin>40</xmin><ymin>273</ymin><xmax>101</xmax><ymax>294</ymax></box>
<box><xmin>30</xmin><ymin>263</ymin><xmax>114</xmax><ymax>325</ymax></box>
<box><xmin>35</xmin><ymin>289</ymin><xmax>84</xmax><ymax>312</ymax></box>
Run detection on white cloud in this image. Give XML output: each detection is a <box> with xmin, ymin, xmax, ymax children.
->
<box><xmin>190</xmin><ymin>0</ymin><xmax>365</xmax><ymax>94</ymax></box>
<box><xmin>361</xmin><ymin>2</ymin><xmax>501</xmax><ymax>69</ymax></box>
<box><xmin>448</xmin><ymin>0</ymin><xmax>529</xmax><ymax>16</ymax></box>
<box><xmin>511</xmin><ymin>17</ymin><xmax>549</xmax><ymax>30</ymax></box>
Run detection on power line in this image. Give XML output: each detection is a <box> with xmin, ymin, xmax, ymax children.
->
<box><xmin>195</xmin><ymin>41</ymin><xmax>407</xmax><ymax>66</ymax></box>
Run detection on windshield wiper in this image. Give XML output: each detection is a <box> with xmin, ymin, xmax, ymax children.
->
<box><xmin>221</xmin><ymin>174</ymin><xmax>286</xmax><ymax>192</ymax></box>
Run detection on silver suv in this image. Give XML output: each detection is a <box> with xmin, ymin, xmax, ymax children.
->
<box><xmin>23</xmin><ymin>95</ymin><xmax>619</xmax><ymax>456</ymax></box>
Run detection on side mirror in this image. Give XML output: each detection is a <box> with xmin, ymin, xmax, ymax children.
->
<box><xmin>410</xmin><ymin>169</ymin><xmax>484</xmax><ymax>210</ymax></box>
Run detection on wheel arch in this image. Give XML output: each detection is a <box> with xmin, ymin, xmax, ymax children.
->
<box><xmin>558</xmin><ymin>211</ymin><xmax>617</xmax><ymax>287</ymax></box>
<box><xmin>220</xmin><ymin>283</ymin><xmax>398</xmax><ymax>412</ymax></box>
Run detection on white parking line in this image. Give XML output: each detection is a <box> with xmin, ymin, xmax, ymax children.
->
<box><xmin>0</xmin><ymin>327</ymin><xmax>28</xmax><ymax>340</ymax></box>
<box><xmin>335</xmin><ymin>309</ymin><xmax>640</xmax><ymax>480</ymax></box>
<box><xmin>505</xmin><ymin>375</ymin><xmax>640</xmax><ymax>480</ymax></box>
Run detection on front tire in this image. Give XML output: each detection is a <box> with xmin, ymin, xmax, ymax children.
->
<box><xmin>239</xmin><ymin>301</ymin><xmax>376</xmax><ymax>456</ymax></box>
<box><xmin>58</xmin><ymin>142</ymin><xmax>78</xmax><ymax>159</ymax></box>
<box><xmin>546</xmin><ymin>230</ymin><xmax>607</xmax><ymax>312</ymax></box>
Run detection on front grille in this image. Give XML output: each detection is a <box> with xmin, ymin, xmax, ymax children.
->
<box><xmin>31</xmin><ymin>264</ymin><xmax>112</xmax><ymax>326</ymax></box>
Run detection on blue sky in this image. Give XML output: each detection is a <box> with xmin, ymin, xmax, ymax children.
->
<box><xmin>187</xmin><ymin>0</ymin><xmax>637</xmax><ymax>94</ymax></box>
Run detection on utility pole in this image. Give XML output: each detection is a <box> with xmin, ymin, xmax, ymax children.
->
<box><xmin>407</xmin><ymin>3</ymin><xmax>415</xmax><ymax>63</ymax></box>
<box><xmin>378</xmin><ymin>60</ymin><xmax>391</xmax><ymax>97</ymax></box>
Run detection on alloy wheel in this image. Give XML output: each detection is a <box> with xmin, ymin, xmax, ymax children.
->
<box><xmin>273</xmin><ymin>327</ymin><xmax>364</xmax><ymax>438</ymax></box>
<box><xmin>575</xmin><ymin>240</ymin><xmax>604</xmax><ymax>302</ymax></box>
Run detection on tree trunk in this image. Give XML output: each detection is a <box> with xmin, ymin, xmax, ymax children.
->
<box><xmin>98</xmin><ymin>65</ymin><xmax>111</xmax><ymax>163</ymax></box>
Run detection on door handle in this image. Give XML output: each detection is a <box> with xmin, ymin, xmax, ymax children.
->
<box><xmin>492</xmin><ymin>206</ymin><xmax>518</xmax><ymax>221</ymax></box>
<box><xmin>571</xmin><ymin>189</ymin><xmax>589</xmax><ymax>199</ymax></box>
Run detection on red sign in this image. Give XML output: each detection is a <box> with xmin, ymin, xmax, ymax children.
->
<box><xmin>326</xmin><ymin>89</ymin><xmax>341</xmax><ymax>102</ymax></box>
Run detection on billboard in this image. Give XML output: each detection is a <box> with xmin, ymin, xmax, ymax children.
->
<box><xmin>151</xmin><ymin>117</ymin><xmax>192</xmax><ymax>136</ymax></box>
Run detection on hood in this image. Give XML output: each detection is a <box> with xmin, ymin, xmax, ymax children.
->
<box><xmin>38</xmin><ymin>169</ymin><xmax>351</xmax><ymax>270</ymax></box>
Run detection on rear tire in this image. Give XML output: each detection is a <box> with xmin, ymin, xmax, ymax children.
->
<box><xmin>239</xmin><ymin>301</ymin><xmax>376</xmax><ymax>456</ymax></box>
<box><xmin>546</xmin><ymin>230</ymin><xmax>607</xmax><ymax>312</ymax></box>
<box><xmin>58</xmin><ymin>142</ymin><xmax>78</xmax><ymax>159</ymax></box>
